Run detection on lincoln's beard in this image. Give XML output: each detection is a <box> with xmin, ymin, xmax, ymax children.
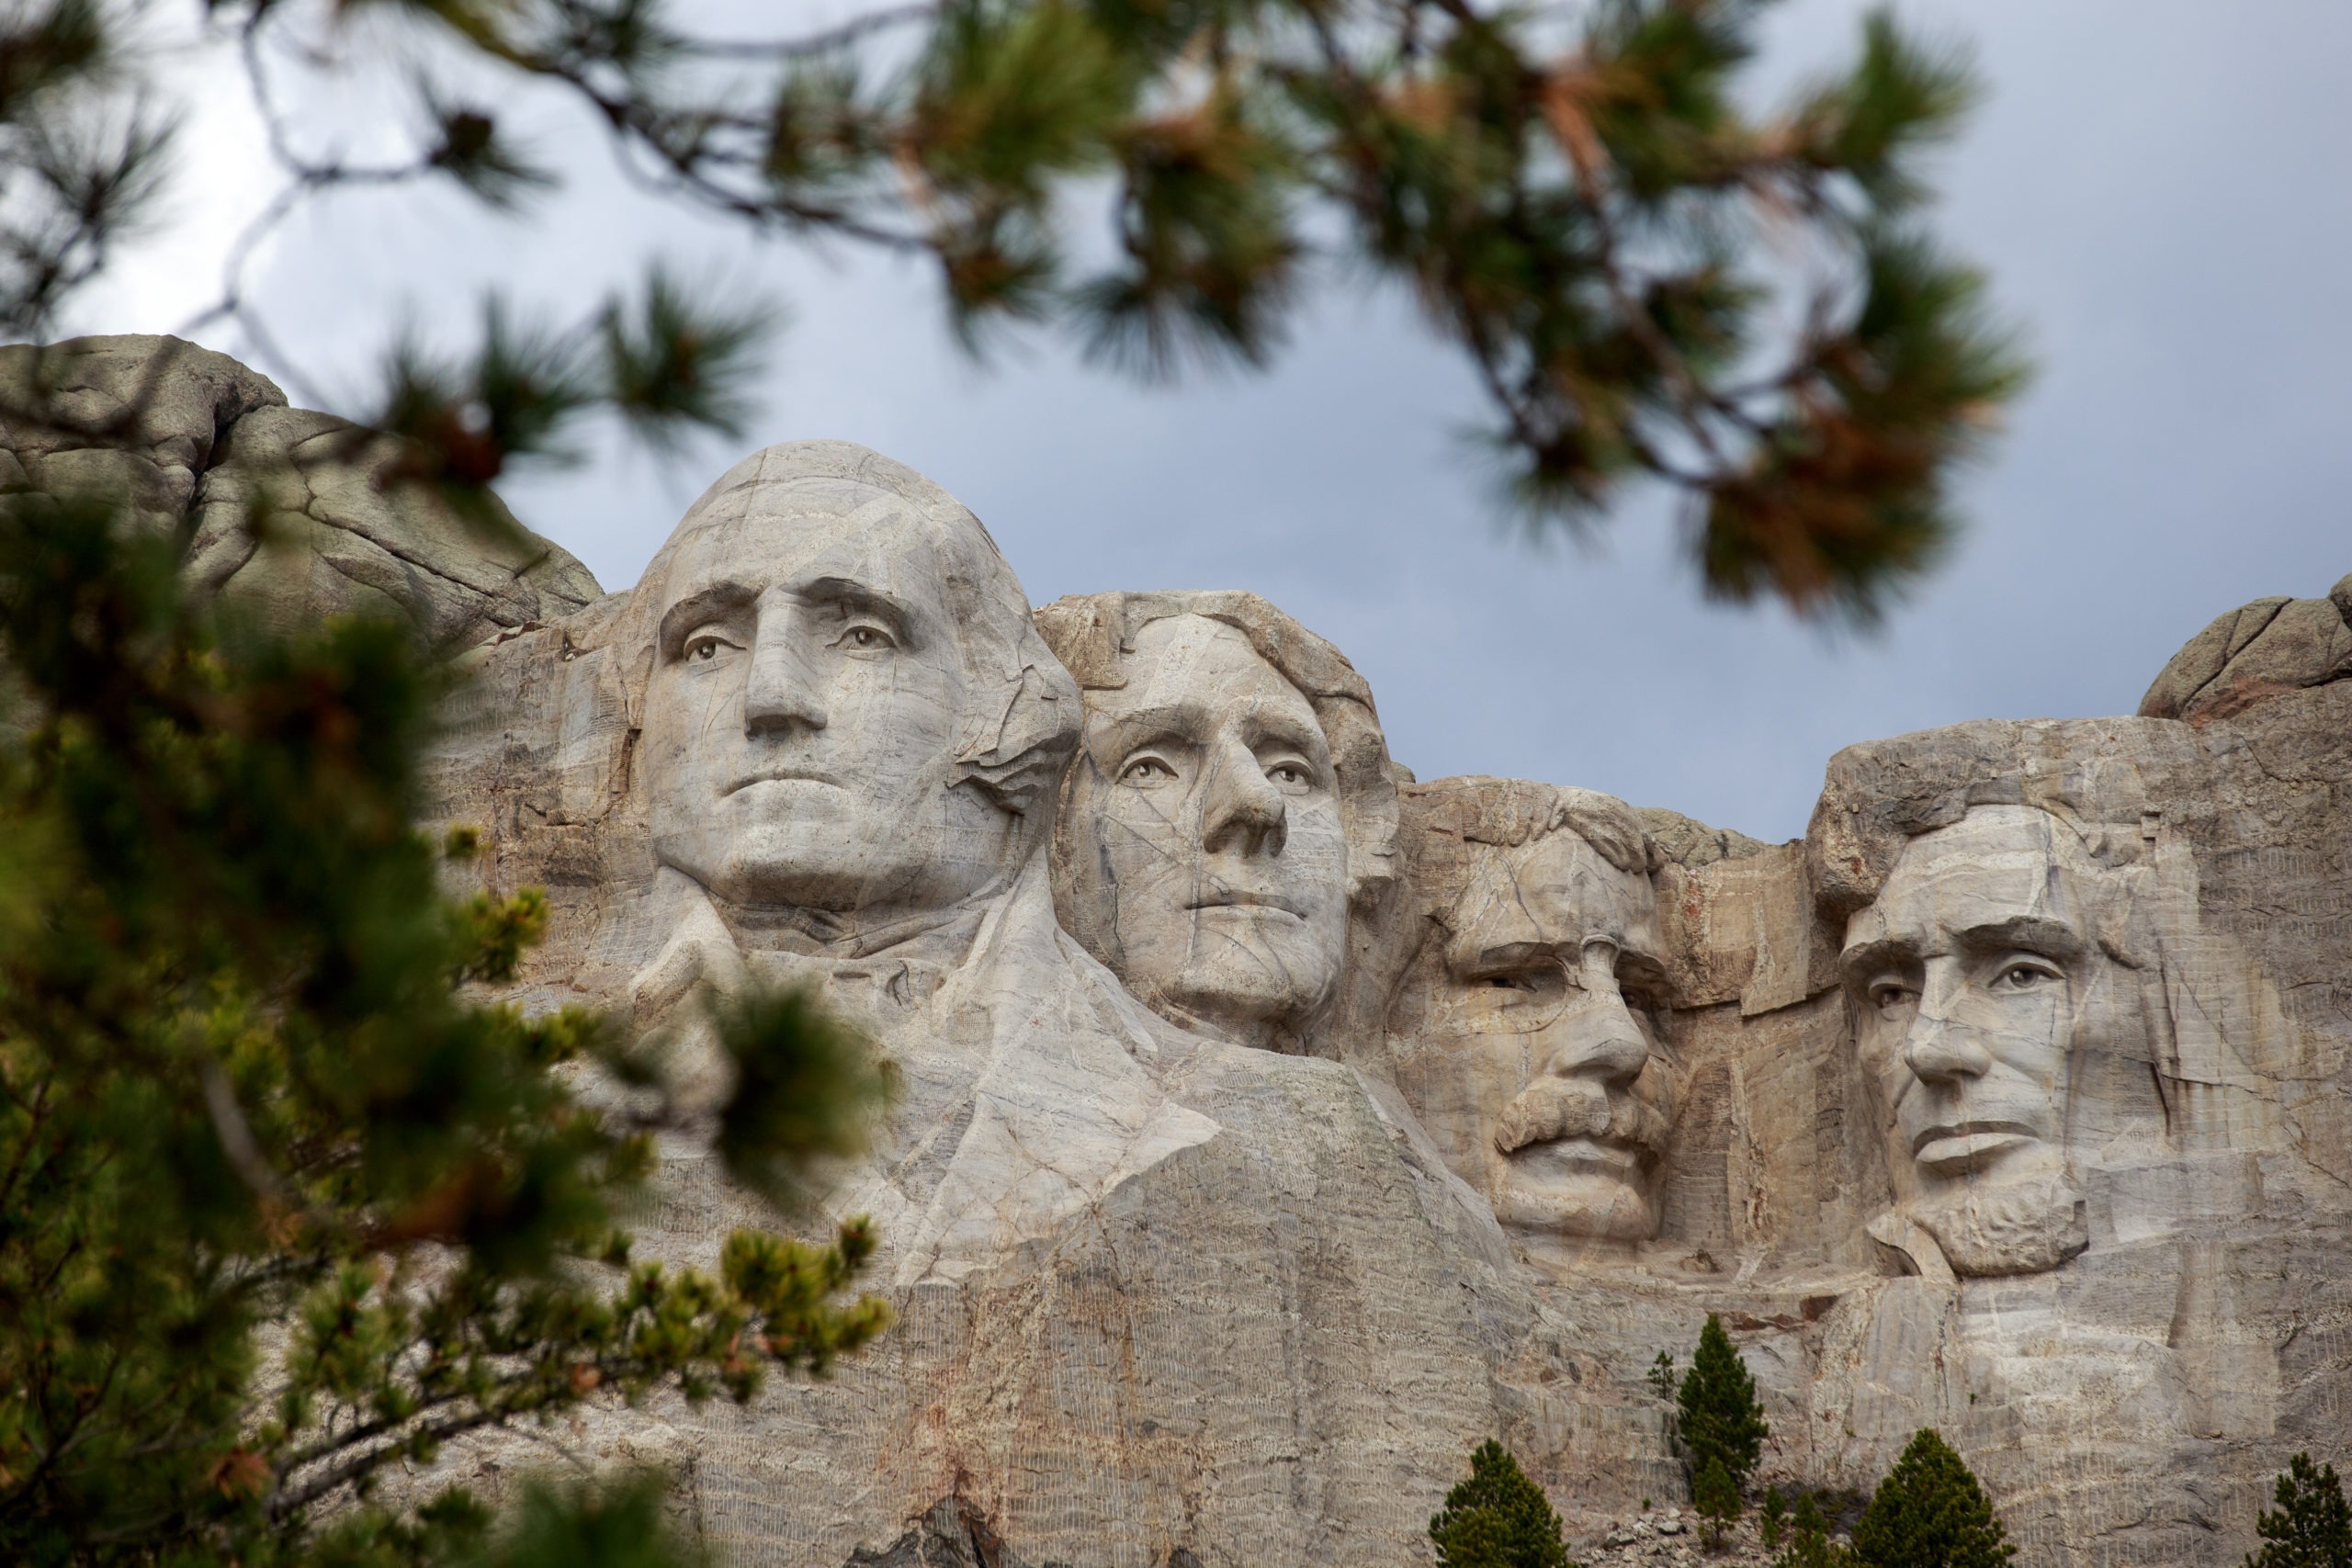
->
<box><xmin>1914</xmin><ymin>1170</ymin><xmax>2088</xmax><ymax>1278</ymax></box>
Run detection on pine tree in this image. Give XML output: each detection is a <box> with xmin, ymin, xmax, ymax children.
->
<box><xmin>1762</xmin><ymin>1486</ymin><xmax>1789</xmax><ymax>1551</ymax></box>
<box><xmin>1695</xmin><ymin>1458</ymin><xmax>1740</xmax><ymax>1546</ymax></box>
<box><xmin>1677</xmin><ymin>1314</ymin><xmax>1770</xmax><ymax>1495</ymax></box>
<box><xmin>1849</xmin><ymin>1430</ymin><xmax>2016</xmax><ymax>1568</ymax></box>
<box><xmin>0</xmin><ymin>0</ymin><xmax>2026</xmax><ymax>622</ymax></box>
<box><xmin>2245</xmin><ymin>1453</ymin><xmax>2352</xmax><ymax>1568</ymax></box>
<box><xmin>1430</xmin><ymin>1439</ymin><xmax>1576</xmax><ymax>1568</ymax></box>
<box><xmin>0</xmin><ymin>491</ymin><xmax>893</xmax><ymax>1564</ymax></box>
<box><xmin>1776</xmin><ymin>1494</ymin><xmax>1853</xmax><ymax>1568</ymax></box>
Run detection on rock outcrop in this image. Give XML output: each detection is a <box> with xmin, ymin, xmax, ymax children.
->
<box><xmin>2138</xmin><ymin>573</ymin><xmax>2352</xmax><ymax>724</ymax></box>
<box><xmin>369</xmin><ymin>437</ymin><xmax>2352</xmax><ymax>1568</ymax></box>
<box><xmin>0</xmin><ymin>335</ymin><xmax>599</xmax><ymax>645</ymax></box>
<box><xmin>19</xmin><ymin>338</ymin><xmax>2352</xmax><ymax>1568</ymax></box>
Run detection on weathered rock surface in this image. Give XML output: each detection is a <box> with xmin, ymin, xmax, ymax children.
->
<box><xmin>2138</xmin><ymin>572</ymin><xmax>2352</xmax><ymax>723</ymax></box>
<box><xmin>0</xmin><ymin>335</ymin><xmax>599</xmax><ymax>644</ymax></box>
<box><xmin>405</xmin><ymin>429</ymin><xmax>2352</xmax><ymax>1568</ymax></box>
<box><xmin>844</xmin><ymin>1496</ymin><xmax>1039</xmax><ymax>1568</ymax></box>
<box><xmin>18</xmin><ymin>338</ymin><xmax>2352</xmax><ymax>1568</ymax></box>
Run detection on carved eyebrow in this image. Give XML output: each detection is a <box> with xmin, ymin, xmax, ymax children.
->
<box><xmin>1838</xmin><ymin>938</ymin><xmax>1915</xmax><ymax>987</ymax></box>
<box><xmin>1839</xmin><ymin>914</ymin><xmax>2087</xmax><ymax>987</ymax></box>
<box><xmin>658</xmin><ymin>581</ymin><xmax>756</xmax><ymax>658</ymax></box>
<box><xmin>1094</xmin><ymin>698</ymin><xmax>1330</xmax><ymax>769</ymax></box>
<box><xmin>797</xmin><ymin>576</ymin><xmax>917</xmax><ymax>645</ymax></box>
<box><xmin>1091</xmin><ymin>701</ymin><xmax>1217</xmax><ymax>752</ymax></box>
<box><xmin>654</xmin><ymin>576</ymin><xmax>919</xmax><ymax>660</ymax></box>
<box><xmin>1241</xmin><ymin>710</ymin><xmax>1332</xmax><ymax>764</ymax></box>
<box><xmin>1952</xmin><ymin>915</ymin><xmax>2087</xmax><ymax>963</ymax></box>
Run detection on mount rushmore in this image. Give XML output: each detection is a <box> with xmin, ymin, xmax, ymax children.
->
<box><xmin>12</xmin><ymin>336</ymin><xmax>2352</xmax><ymax>1568</ymax></box>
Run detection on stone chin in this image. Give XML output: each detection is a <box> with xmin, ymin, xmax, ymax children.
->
<box><xmin>655</xmin><ymin>815</ymin><xmax>875</xmax><ymax>909</ymax></box>
<box><xmin>1912</xmin><ymin>1170</ymin><xmax>2089</xmax><ymax>1278</ymax></box>
<box><xmin>1493</xmin><ymin>1140</ymin><xmax>1661</xmax><ymax>1241</ymax></box>
<box><xmin>1145</xmin><ymin>905</ymin><xmax>1343</xmax><ymax>1044</ymax></box>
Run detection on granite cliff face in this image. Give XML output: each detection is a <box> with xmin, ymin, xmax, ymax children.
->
<box><xmin>14</xmin><ymin>338</ymin><xmax>2352</xmax><ymax>1568</ymax></box>
<box><xmin>0</xmin><ymin>336</ymin><xmax>598</xmax><ymax>644</ymax></box>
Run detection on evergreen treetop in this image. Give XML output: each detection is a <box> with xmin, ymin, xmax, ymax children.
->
<box><xmin>1849</xmin><ymin>1429</ymin><xmax>2015</xmax><ymax>1568</ymax></box>
<box><xmin>1430</xmin><ymin>1439</ymin><xmax>1576</xmax><ymax>1568</ymax></box>
<box><xmin>2245</xmin><ymin>1452</ymin><xmax>2352</xmax><ymax>1568</ymax></box>
<box><xmin>1676</xmin><ymin>1314</ymin><xmax>1770</xmax><ymax>1493</ymax></box>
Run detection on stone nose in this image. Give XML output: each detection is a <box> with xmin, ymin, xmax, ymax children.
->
<box><xmin>1199</xmin><ymin>736</ymin><xmax>1286</xmax><ymax>859</ymax></box>
<box><xmin>742</xmin><ymin>597</ymin><xmax>829</xmax><ymax>738</ymax></box>
<box><xmin>1902</xmin><ymin>974</ymin><xmax>1996</xmax><ymax>1086</ymax></box>
<box><xmin>1539</xmin><ymin>1000</ymin><xmax>1649</xmax><ymax>1089</ymax></box>
<box><xmin>1536</xmin><ymin>951</ymin><xmax>1648</xmax><ymax>1089</ymax></box>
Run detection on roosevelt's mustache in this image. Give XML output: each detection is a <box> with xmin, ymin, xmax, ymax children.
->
<box><xmin>1494</xmin><ymin>1077</ymin><xmax>1669</xmax><ymax>1158</ymax></box>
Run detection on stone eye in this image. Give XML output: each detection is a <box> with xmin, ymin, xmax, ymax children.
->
<box><xmin>1120</xmin><ymin>756</ymin><xmax>1177</xmax><ymax>786</ymax></box>
<box><xmin>1486</xmin><ymin>972</ymin><xmax>1539</xmax><ymax>992</ymax></box>
<box><xmin>1991</xmin><ymin>960</ymin><xmax>2057</xmax><ymax>992</ymax></box>
<box><xmin>838</xmin><ymin>624</ymin><xmax>896</xmax><ymax>651</ymax></box>
<box><xmin>686</xmin><ymin>634</ymin><xmax>727</xmax><ymax>661</ymax></box>
<box><xmin>1869</xmin><ymin>980</ymin><xmax>1914</xmax><ymax>1012</ymax></box>
<box><xmin>1266</xmin><ymin>761</ymin><xmax>1310</xmax><ymax>793</ymax></box>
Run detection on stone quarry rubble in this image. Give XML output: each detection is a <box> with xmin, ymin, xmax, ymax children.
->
<box><xmin>12</xmin><ymin>336</ymin><xmax>2352</xmax><ymax>1568</ymax></box>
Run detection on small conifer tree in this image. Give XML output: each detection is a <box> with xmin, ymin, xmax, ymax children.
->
<box><xmin>1695</xmin><ymin>1458</ymin><xmax>1740</xmax><ymax>1547</ymax></box>
<box><xmin>1762</xmin><ymin>1485</ymin><xmax>1789</xmax><ymax>1551</ymax></box>
<box><xmin>1677</xmin><ymin>1314</ymin><xmax>1770</xmax><ymax>1495</ymax></box>
<box><xmin>1849</xmin><ymin>1430</ymin><xmax>2015</xmax><ymax>1568</ymax></box>
<box><xmin>1430</xmin><ymin>1439</ymin><xmax>1575</xmax><ymax>1568</ymax></box>
<box><xmin>1776</xmin><ymin>1493</ymin><xmax>1853</xmax><ymax>1568</ymax></box>
<box><xmin>2245</xmin><ymin>1453</ymin><xmax>2352</xmax><ymax>1568</ymax></box>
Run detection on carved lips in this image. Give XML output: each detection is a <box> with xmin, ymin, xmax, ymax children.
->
<box><xmin>1910</xmin><ymin>1119</ymin><xmax>2041</xmax><ymax>1175</ymax></box>
<box><xmin>1186</xmin><ymin>886</ymin><xmax>1306</xmax><ymax>921</ymax></box>
<box><xmin>722</xmin><ymin>767</ymin><xmax>839</xmax><ymax>796</ymax></box>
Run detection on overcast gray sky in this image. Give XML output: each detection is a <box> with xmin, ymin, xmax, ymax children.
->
<box><xmin>85</xmin><ymin>0</ymin><xmax>2352</xmax><ymax>841</ymax></box>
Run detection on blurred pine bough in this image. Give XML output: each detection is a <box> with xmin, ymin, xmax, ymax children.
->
<box><xmin>0</xmin><ymin>443</ymin><xmax>893</xmax><ymax>1565</ymax></box>
<box><xmin>0</xmin><ymin>0</ymin><xmax>2025</xmax><ymax>623</ymax></box>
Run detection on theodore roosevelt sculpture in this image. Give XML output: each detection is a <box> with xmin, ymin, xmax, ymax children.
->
<box><xmin>1383</xmin><ymin>781</ymin><xmax>1680</xmax><ymax>1247</ymax></box>
<box><xmin>1034</xmin><ymin>591</ymin><xmax>1397</xmax><ymax>1055</ymax></box>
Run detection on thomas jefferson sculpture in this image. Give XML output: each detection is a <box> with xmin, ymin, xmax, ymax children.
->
<box><xmin>1035</xmin><ymin>590</ymin><xmax>1396</xmax><ymax>1054</ymax></box>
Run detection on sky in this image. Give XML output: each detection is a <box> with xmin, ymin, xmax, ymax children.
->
<box><xmin>80</xmin><ymin>1</ymin><xmax>2352</xmax><ymax>842</ymax></box>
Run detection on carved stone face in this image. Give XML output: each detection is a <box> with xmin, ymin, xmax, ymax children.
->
<box><xmin>1839</xmin><ymin>805</ymin><xmax>2136</xmax><ymax>1274</ymax></box>
<box><xmin>1058</xmin><ymin>614</ymin><xmax>1351</xmax><ymax>1050</ymax></box>
<box><xmin>1401</xmin><ymin>829</ymin><xmax>1675</xmax><ymax>1243</ymax></box>
<box><xmin>638</xmin><ymin>479</ymin><xmax>1016</xmax><ymax>915</ymax></box>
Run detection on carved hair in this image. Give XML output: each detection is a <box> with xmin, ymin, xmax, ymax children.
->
<box><xmin>1034</xmin><ymin>589</ymin><xmax>1399</xmax><ymax>902</ymax></box>
<box><xmin>1403</xmin><ymin>774</ymin><xmax>1660</xmax><ymax>880</ymax></box>
<box><xmin>1806</xmin><ymin>723</ymin><xmax>2161</xmax><ymax>923</ymax></box>
<box><xmin>608</xmin><ymin>440</ymin><xmax>1080</xmax><ymax>823</ymax></box>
